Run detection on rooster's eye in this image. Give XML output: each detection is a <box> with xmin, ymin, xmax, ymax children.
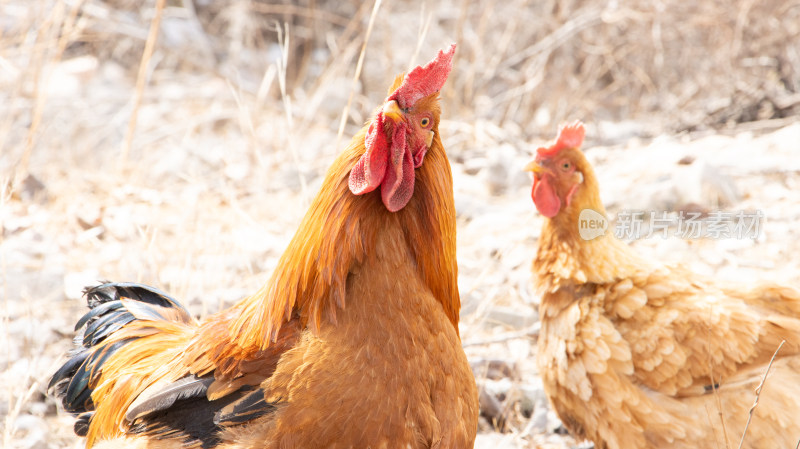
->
<box><xmin>420</xmin><ymin>117</ymin><xmax>430</xmax><ymax>127</ymax></box>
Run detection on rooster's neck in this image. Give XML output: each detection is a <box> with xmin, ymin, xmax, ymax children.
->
<box><xmin>231</xmin><ymin>127</ymin><xmax>460</xmax><ymax>349</ymax></box>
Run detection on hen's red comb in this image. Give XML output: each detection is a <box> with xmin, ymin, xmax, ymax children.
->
<box><xmin>537</xmin><ymin>120</ymin><xmax>586</xmax><ymax>157</ymax></box>
<box><xmin>389</xmin><ymin>44</ymin><xmax>456</xmax><ymax>109</ymax></box>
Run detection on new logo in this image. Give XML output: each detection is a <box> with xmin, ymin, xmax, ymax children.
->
<box><xmin>578</xmin><ymin>208</ymin><xmax>608</xmax><ymax>241</ymax></box>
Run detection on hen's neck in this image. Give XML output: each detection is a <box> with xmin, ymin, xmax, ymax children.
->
<box><xmin>533</xmin><ymin>173</ymin><xmax>651</xmax><ymax>294</ymax></box>
<box><xmin>232</xmin><ymin>127</ymin><xmax>460</xmax><ymax>349</ymax></box>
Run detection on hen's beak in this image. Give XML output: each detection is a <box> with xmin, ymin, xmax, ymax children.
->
<box><xmin>523</xmin><ymin>160</ymin><xmax>545</xmax><ymax>174</ymax></box>
<box><xmin>382</xmin><ymin>100</ymin><xmax>403</xmax><ymax>122</ymax></box>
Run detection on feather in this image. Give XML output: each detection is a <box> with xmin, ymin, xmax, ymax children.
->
<box><xmin>74</xmin><ymin>412</ymin><xmax>93</xmax><ymax>437</ymax></box>
<box><xmin>127</xmin><ymin>385</ymin><xmax>253</xmax><ymax>448</ymax></box>
<box><xmin>119</xmin><ymin>297</ymin><xmax>191</xmax><ymax>323</ymax></box>
<box><xmin>84</xmin><ymin>313</ymin><xmax>135</xmax><ymax>346</ymax></box>
<box><xmin>86</xmin><ymin>282</ymin><xmax>191</xmax><ymax>322</ymax></box>
<box><xmin>83</xmin><ymin>310</ymin><xmax>133</xmax><ymax>346</ymax></box>
<box><xmin>83</xmin><ymin>282</ymin><xmax>115</xmax><ymax>306</ymax></box>
<box><xmin>50</xmin><ymin>338</ymin><xmax>132</xmax><ymax>413</ymax></box>
<box><xmin>214</xmin><ymin>388</ymin><xmax>275</xmax><ymax>426</ymax></box>
<box><xmin>64</xmin><ymin>355</ymin><xmax>95</xmax><ymax>410</ymax></box>
<box><xmin>49</xmin><ymin>349</ymin><xmax>89</xmax><ymax>391</ymax></box>
<box><xmin>65</xmin><ymin>385</ymin><xmax>93</xmax><ymax>415</ymax></box>
<box><xmin>83</xmin><ymin>338</ymin><xmax>135</xmax><ymax>382</ymax></box>
<box><xmin>125</xmin><ymin>375</ymin><xmax>213</xmax><ymax>422</ymax></box>
<box><xmin>74</xmin><ymin>300</ymin><xmax>124</xmax><ymax>331</ymax></box>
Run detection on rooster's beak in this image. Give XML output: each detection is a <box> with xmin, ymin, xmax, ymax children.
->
<box><xmin>523</xmin><ymin>160</ymin><xmax>545</xmax><ymax>174</ymax></box>
<box><xmin>382</xmin><ymin>100</ymin><xmax>403</xmax><ymax>122</ymax></box>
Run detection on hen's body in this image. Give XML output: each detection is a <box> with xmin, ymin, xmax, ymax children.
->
<box><xmin>51</xmin><ymin>46</ymin><xmax>478</xmax><ymax>449</ymax></box>
<box><xmin>530</xmin><ymin>122</ymin><xmax>800</xmax><ymax>449</ymax></box>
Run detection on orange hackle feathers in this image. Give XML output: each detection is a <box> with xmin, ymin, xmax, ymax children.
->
<box><xmin>225</xmin><ymin>119</ymin><xmax>461</xmax><ymax>353</ymax></box>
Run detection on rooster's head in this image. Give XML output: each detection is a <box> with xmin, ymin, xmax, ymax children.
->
<box><xmin>348</xmin><ymin>44</ymin><xmax>455</xmax><ymax>212</ymax></box>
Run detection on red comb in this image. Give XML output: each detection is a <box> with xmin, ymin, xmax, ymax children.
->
<box><xmin>537</xmin><ymin>120</ymin><xmax>585</xmax><ymax>157</ymax></box>
<box><xmin>389</xmin><ymin>44</ymin><xmax>456</xmax><ymax>109</ymax></box>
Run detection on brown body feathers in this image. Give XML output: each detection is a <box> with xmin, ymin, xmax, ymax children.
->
<box><xmin>529</xmin><ymin>122</ymin><xmax>800</xmax><ymax>449</ymax></box>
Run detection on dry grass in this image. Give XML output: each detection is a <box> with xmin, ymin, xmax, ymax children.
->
<box><xmin>1</xmin><ymin>0</ymin><xmax>799</xmax><ymax>448</ymax></box>
<box><xmin>737</xmin><ymin>341</ymin><xmax>785</xmax><ymax>449</ymax></box>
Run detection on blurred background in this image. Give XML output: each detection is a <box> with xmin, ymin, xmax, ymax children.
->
<box><xmin>2</xmin><ymin>0</ymin><xmax>799</xmax><ymax>448</ymax></box>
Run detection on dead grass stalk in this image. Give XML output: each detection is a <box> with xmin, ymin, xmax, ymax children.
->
<box><xmin>120</xmin><ymin>0</ymin><xmax>166</xmax><ymax>164</ymax></box>
<box><xmin>737</xmin><ymin>340</ymin><xmax>785</xmax><ymax>449</ymax></box>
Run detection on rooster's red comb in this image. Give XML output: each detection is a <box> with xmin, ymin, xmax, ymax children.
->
<box><xmin>537</xmin><ymin>120</ymin><xmax>586</xmax><ymax>157</ymax></box>
<box><xmin>389</xmin><ymin>44</ymin><xmax>456</xmax><ymax>109</ymax></box>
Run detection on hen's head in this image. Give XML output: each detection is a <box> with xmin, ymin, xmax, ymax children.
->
<box><xmin>348</xmin><ymin>44</ymin><xmax>455</xmax><ymax>212</ymax></box>
<box><xmin>526</xmin><ymin>121</ymin><xmax>599</xmax><ymax>218</ymax></box>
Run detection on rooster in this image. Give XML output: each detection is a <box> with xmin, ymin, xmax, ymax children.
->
<box><xmin>50</xmin><ymin>44</ymin><xmax>479</xmax><ymax>449</ymax></box>
<box><xmin>527</xmin><ymin>121</ymin><xmax>800</xmax><ymax>449</ymax></box>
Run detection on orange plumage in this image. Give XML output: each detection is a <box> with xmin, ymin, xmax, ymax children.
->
<box><xmin>50</xmin><ymin>45</ymin><xmax>478</xmax><ymax>449</ymax></box>
<box><xmin>528</xmin><ymin>121</ymin><xmax>800</xmax><ymax>449</ymax></box>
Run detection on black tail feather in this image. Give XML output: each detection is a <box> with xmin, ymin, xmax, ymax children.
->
<box><xmin>63</xmin><ymin>357</ymin><xmax>94</xmax><ymax>410</ymax></box>
<box><xmin>84</xmin><ymin>283</ymin><xmax>190</xmax><ymax>319</ymax></box>
<box><xmin>50</xmin><ymin>282</ymin><xmax>193</xmax><ymax>433</ymax></box>
<box><xmin>74</xmin><ymin>300</ymin><xmax>123</xmax><ymax>331</ymax></box>
<box><xmin>83</xmin><ymin>312</ymin><xmax>135</xmax><ymax>346</ymax></box>
<box><xmin>126</xmin><ymin>375</ymin><xmax>214</xmax><ymax>421</ymax></box>
<box><xmin>215</xmin><ymin>388</ymin><xmax>275</xmax><ymax>426</ymax></box>
<box><xmin>84</xmin><ymin>337</ymin><xmax>135</xmax><ymax>380</ymax></box>
<box><xmin>128</xmin><ymin>385</ymin><xmax>271</xmax><ymax>449</ymax></box>
<box><xmin>74</xmin><ymin>412</ymin><xmax>94</xmax><ymax>437</ymax></box>
<box><xmin>49</xmin><ymin>349</ymin><xmax>89</xmax><ymax>391</ymax></box>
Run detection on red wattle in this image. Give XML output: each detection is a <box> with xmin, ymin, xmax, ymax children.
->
<box><xmin>381</xmin><ymin>126</ymin><xmax>414</xmax><ymax>212</ymax></box>
<box><xmin>349</xmin><ymin>114</ymin><xmax>417</xmax><ymax>212</ymax></box>
<box><xmin>349</xmin><ymin>114</ymin><xmax>389</xmax><ymax>195</ymax></box>
<box><xmin>533</xmin><ymin>176</ymin><xmax>561</xmax><ymax>218</ymax></box>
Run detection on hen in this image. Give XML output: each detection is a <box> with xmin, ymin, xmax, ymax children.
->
<box><xmin>50</xmin><ymin>45</ymin><xmax>479</xmax><ymax>449</ymax></box>
<box><xmin>527</xmin><ymin>121</ymin><xmax>800</xmax><ymax>449</ymax></box>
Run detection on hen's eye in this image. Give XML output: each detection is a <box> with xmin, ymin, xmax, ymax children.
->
<box><xmin>562</xmin><ymin>162</ymin><xmax>571</xmax><ymax>170</ymax></box>
<box><xmin>420</xmin><ymin>117</ymin><xmax>430</xmax><ymax>127</ymax></box>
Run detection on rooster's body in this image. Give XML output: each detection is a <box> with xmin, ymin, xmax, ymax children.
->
<box><xmin>528</xmin><ymin>122</ymin><xmax>800</xmax><ymax>449</ymax></box>
<box><xmin>51</xmin><ymin>45</ymin><xmax>478</xmax><ymax>449</ymax></box>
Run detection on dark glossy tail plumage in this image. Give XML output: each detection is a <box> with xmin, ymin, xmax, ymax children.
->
<box><xmin>49</xmin><ymin>282</ymin><xmax>192</xmax><ymax>434</ymax></box>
